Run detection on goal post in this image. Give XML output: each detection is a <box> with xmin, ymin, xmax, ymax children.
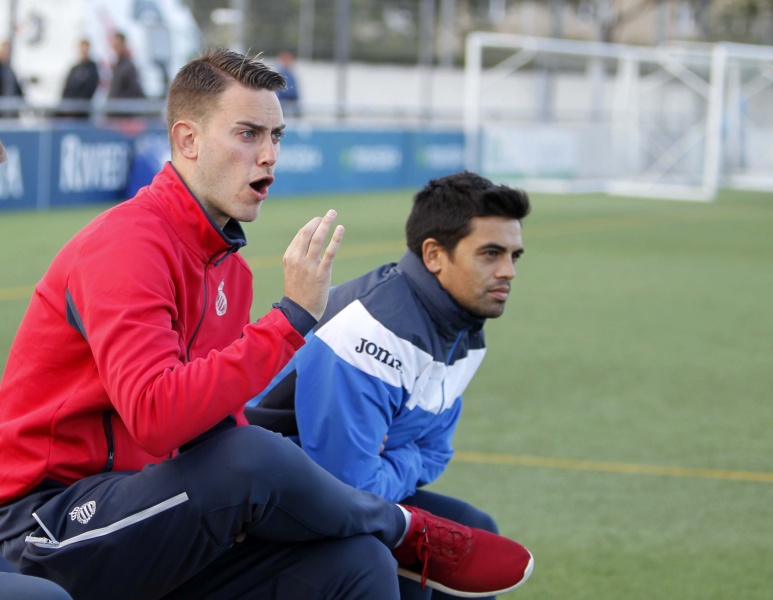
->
<box><xmin>712</xmin><ymin>41</ymin><xmax>773</xmax><ymax>192</ymax></box>
<box><xmin>464</xmin><ymin>33</ymin><xmax>773</xmax><ymax>201</ymax></box>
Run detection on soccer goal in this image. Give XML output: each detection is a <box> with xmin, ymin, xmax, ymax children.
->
<box><xmin>464</xmin><ymin>33</ymin><xmax>773</xmax><ymax>201</ymax></box>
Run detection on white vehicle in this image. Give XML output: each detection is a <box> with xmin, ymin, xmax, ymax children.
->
<box><xmin>0</xmin><ymin>0</ymin><xmax>201</xmax><ymax>107</ymax></box>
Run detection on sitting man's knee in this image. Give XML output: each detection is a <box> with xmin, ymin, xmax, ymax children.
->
<box><xmin>335</xmin><ymin>536</ymin><xmax>398</xmax><ymax>591</ymax></box>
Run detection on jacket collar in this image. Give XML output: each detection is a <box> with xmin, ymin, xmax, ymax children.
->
<box><xmin>148</xmin><ymin>163</ymin><xmax>247</xmax><ymax>261</ymax></box>
<box><xmin>397</xmin><ymin>250</ymin><xmax>485</xmax><ymax>336</ymax></box>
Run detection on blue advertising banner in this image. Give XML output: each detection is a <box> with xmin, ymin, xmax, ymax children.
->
<box><xmin>406</xmin><ymin>130</ymin><xmax>466</xmax><ymax>187</ymax></box>
<box><xmin>0</xmin><ymin>130</ymin><xmax>44</xmax><ymax>211</ymax></box>
<box><xmin>271</xmin><ymin>128</ymin><xmax>464</xmax><ymax>197</ymax></box>
<box><xmin>126</xmin><ymin>125</ymin><xmax>171</xmax><ymax>198</ymax></box>
<box><xmin>272</xmin><ymin>128</ymin><xmax>407</xmax><ymax>196</ymax></box>
<box><xmin>49</xmin><ymin>125</ymin><xmax>135</xmax><ymax>207</ymax></box>
<box><xmin>0</xmin><ymin>124</ymin><xmax>465</xmax><ymax>213</ymax></box>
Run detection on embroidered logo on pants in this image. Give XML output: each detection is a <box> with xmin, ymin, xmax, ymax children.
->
<box><xmin>69</xmin><ymin>501</ymin><xmax>97</xmax><ymax>524</ymax></box>
<box><xmin>216</xmin><ymin>280</ymin><xmax>228</xmax><ymax>316</ymax></box>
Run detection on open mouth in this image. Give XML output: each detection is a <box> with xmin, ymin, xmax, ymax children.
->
<box><xmin>249</xmin><ymin>176</ymin><xmax>274</xmax><ymax>196</ymax></box>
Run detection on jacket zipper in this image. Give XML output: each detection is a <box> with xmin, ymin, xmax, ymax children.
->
<box><xmin>417</xmin><ymin>328</ymin><xmax>467</xmax><ymax>440</ymax></box>
<box><xmin>102</xmin><ymin>411</ymin><xmax>115</xmax><ymax>472</ymax></box>
<box><xmin>187</xmin><ymin>247</ymin><xmax>234</xmax><ymax>362</ymax></box>
<box><xmin>435</xmin><ymin>329</ymin><xmax>466</xmax><ymax>415</ymax></box>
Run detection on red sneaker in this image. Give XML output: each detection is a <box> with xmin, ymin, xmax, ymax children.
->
<box><xmin>392</xmin><ymin>506</ymin><xmax>534</xmax><ymax>598</ymax></box>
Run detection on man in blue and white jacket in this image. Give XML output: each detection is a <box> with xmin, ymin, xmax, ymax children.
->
<box><xmin>248</xmin><ymin>171</ymin><xmax>531</xmax><ymax>599</ymax></box>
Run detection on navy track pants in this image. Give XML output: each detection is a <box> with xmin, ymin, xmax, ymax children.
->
<box><xmin>0</xmin><ymin>426</ymin><xmax>406</xmax><ymax>600</ymax></box>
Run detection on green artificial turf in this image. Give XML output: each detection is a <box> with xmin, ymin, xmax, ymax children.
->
<box><xmin>1</xmin><ymin>187</ymin><xmax>771</xmax><ymax>598</ymax></box>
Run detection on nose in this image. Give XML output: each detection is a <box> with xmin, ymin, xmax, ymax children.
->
<box><xmin>258</xmin><ymin>139</ymin><xmax>279</xmax><ymax>167</ymax></box>
<box><xmin>498</xmin><ymin>258</ymin><xmax>516</xmax><ymax>280</ymax></box>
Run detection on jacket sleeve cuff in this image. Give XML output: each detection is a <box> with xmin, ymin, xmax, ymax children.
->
<box><xmin>272</xmin><ymin>297</ymin><xmax>317</xmax><ymax>336</ymax></box>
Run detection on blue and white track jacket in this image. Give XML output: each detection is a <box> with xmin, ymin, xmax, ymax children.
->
<box><xmin>250</xmin><ymin>251</ymin><xmax>487</xmax><ymax>502</ymax></box>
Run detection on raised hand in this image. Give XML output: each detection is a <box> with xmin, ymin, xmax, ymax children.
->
<box><xmin>282</xmin><ymin>209</ymin><xmax>345</xmax><ymax>320</ymax></box>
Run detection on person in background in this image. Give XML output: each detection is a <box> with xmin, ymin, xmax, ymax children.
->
<box><xmin>275</xmin><ymin>49</ymin><xmax>300</xmax><ymax>117</ymax></box>
<box><xmin>59</xmin><ymin>39</ymin><xmax>100</xmax><ymax>118</ymax></box>
<box><xmin>248</xmin><ymin>171</ymin><xmax>532</xmax><ymax>599</ymax></box>
<box><xmin>107</xmin><ymin>31</ymin><xmax>144</xmax><ymax>113</ymax></box>
<box><xmin>0</xmin><ymin>49</ymin><xmax>533</xmax><ymax>600</ymax></box>
<box><xmin>0</xmin><ymin>40</ymin><xmax>23</xmax><ymax>118</ymax></box>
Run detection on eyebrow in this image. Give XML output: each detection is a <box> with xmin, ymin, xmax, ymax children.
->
<box><xmin>480</xmin><ymin>243</ymin><xmax>525</xmax><ymax>257</ymax></box>
<box><xmin>235</xmin><ymin>120</ymin><xmax>286</xmax><ymax>135</ymax></box>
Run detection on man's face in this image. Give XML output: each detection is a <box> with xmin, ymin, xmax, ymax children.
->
<box><xmin>432</xmin><ymin>216</ymin><xmax>524</xmax><ymax>319</ymax></box>
<box><xmin>191</xmin><ymin>83</ymin><xmax>284</xmax><ymax>228</ymax></box>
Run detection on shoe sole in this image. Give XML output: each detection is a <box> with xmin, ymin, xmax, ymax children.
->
<box><xmin>397</xmin><ymin>553</ymin><xmax>534</xmax><ymax>598</ymax></box>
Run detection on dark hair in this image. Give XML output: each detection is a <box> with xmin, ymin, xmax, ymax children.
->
<box><xmin>166</xmin><ymin>48</ymin><xmax>286</xmax><ymax>136</ymax></box>
<box><xmin>405</xmin><ymin>171</ymin><xmax>531</xmax><ymax>257</ymax></box>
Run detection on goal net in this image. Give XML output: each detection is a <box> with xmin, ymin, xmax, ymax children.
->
<box><xmin>464</xmin><ymin>33</ymin><xmax>773</xmax><ymax>201</ymax></box>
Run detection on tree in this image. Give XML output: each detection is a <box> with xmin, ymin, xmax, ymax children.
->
<box><xmin>570</xmin><ymin>0</ymin><xmax>658</xmax><ymax>42</ymax></box>
<box><xmin>708</xmin><ymin>0</ymin><xmax>773</xmax><ymax>44</ymax></box>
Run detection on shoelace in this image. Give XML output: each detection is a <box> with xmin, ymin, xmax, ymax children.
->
<box><xmin>415</xmin><ymin>526</ymin><xmax>432</xmax><ymax>589</ymax></box>
<box><xmin>414</xmin><ymin>522</ymin><xmax>468</xmax><ymax>588</ymax></box>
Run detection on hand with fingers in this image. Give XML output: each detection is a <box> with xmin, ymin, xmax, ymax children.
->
<box><xmin>283</xmin><ymin>209</ymin><xmax>345</xmax><ymax>321</ymax></box>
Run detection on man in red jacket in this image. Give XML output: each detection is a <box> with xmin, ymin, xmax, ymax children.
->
<box><xmin>0</xmin><ymin>49</ymin><xmax>533</xmax><ymax>599</ymax></box>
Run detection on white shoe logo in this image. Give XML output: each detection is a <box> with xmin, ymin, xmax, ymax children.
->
<box><xmin>215</xmin><ymin>280</ymin><xmax>228</xmax><ymax>316</ymax></box>
<box><xmin>69</xmin><ymin>501</ymin><xmax>97</xmax><ymax>525</ymax></box>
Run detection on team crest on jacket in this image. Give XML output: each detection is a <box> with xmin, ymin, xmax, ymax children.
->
<box><xmin>215</xmin><ymin>280</ymin><xmax>228</xmax><ymax>316</ymax></box>
<box><xmin>69</xmin><ymin>500</ymin><xmax>97</xmax><ymax>524</ymax></box>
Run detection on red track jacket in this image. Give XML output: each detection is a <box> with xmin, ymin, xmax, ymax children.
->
<box><xmin>0</xmin><ymin>163</ymin><xmax>305</xmax><ymax>504</ymax></box>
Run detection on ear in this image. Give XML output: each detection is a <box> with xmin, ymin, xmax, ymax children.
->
<box><xmin>170</xmin><ymin>121</ymin><xmax>199</xmax><ymax>160</ymax></box>
<box><xmin>421</xmin><ymin>238</ymin><xmax>445</xmax><ymax>275</ymax></box>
